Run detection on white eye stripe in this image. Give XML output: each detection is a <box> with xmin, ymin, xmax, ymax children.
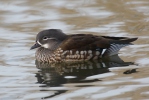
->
<box><xmin>43</xmin><ymin>38</ymin><xmax>48</xmax><ymax>40</ymax></box>
<box><xmin>43</xmin><ymin>37</ymin><xmax>56</xmax><ymax>40</ymax></box>
<box><xmin>43</xmin><ymin>36</ymin><xmax>49</xmax><ymax>40</ymax></box>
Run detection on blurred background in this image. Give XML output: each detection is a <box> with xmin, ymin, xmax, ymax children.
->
<box><xmin>0</xmin><ymin>0</ymin><xmax>149</xmax><ymax>100</ymax></box>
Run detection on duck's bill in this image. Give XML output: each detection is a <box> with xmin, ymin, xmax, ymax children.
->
<box><xmin>30</xmin><ymin>42</ymin><xmax>41</xmax><ymax>50</ymax></box>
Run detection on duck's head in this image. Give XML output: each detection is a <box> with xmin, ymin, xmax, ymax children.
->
<box><xmin>30</xmin><ymin>29</ymin><xmax>67</xmax><ymax>50</ymax></box>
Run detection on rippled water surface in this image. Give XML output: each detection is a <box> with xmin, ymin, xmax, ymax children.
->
<box><xmin>0</xmin><ymin>0</ymin><xmax>149</xmax><ymax>100</ymax></box>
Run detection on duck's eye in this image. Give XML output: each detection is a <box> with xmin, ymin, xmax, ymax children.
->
<box><xmin>43</xmin><ymin>36</ymin><xmax>48</xmax><ymax>40</ymax></box>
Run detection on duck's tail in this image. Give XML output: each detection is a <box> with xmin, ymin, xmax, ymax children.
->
<box><xmin>102</xmin><ymin>37</ymin><xmax>138</xmax><ymax>57</ymax></box>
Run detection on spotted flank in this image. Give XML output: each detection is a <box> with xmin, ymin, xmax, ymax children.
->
<box><xmin>55</xmin><ymin>48</ymin><xmax>101</xmax><ymax>62</ymax></box>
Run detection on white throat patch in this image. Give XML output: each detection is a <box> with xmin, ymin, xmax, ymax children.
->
<box><xmin>42</xmin><ymin>43</ymin><xmax>49</xmax><ymax>48</ymax></box>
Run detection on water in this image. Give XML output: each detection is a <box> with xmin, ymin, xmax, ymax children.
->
<box><xmin>0</xmin><ymin>0</ymin><xmax>149</xmax><ymax>100</ymax></box>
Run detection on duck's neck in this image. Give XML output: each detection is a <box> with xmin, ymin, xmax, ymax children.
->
<box><xmin>35</xmin><ymin>47</ymin><xmax>54</xmax><ymax>62</ymax></box>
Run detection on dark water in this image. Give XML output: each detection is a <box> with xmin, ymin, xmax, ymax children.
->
<box><xmin>0</xmin><ymin>0</ymin><xmax>149</xmax><ymax>100</ymax></box>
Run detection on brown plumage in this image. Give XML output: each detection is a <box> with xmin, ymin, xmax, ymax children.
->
<box><xmin>30</xmin><ymin>29</ymin><xmax>138</xmax><ymax>63</ymax></box>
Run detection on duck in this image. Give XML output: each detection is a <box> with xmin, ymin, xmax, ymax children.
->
<box><xmin>30</xmin><ymin>29</ymin><xmax>137</xmax><ymax>63</ymax></box>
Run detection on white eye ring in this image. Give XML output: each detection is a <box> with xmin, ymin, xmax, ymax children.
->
<box><xmin>43</xmin><ymin>36</ymin><xmax>48</xmax><ymax>40</ymax></box>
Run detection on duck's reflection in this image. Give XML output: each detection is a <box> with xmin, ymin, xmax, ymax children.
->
<box><xmin>35</xmin><ymin>55</ymin><xmax>134</xmax><ymax>87</ymax></box>
<box><xmin>35</xmin><ymin>55</ymin><xmax>134</xmax><ymax>99</ymax></box>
